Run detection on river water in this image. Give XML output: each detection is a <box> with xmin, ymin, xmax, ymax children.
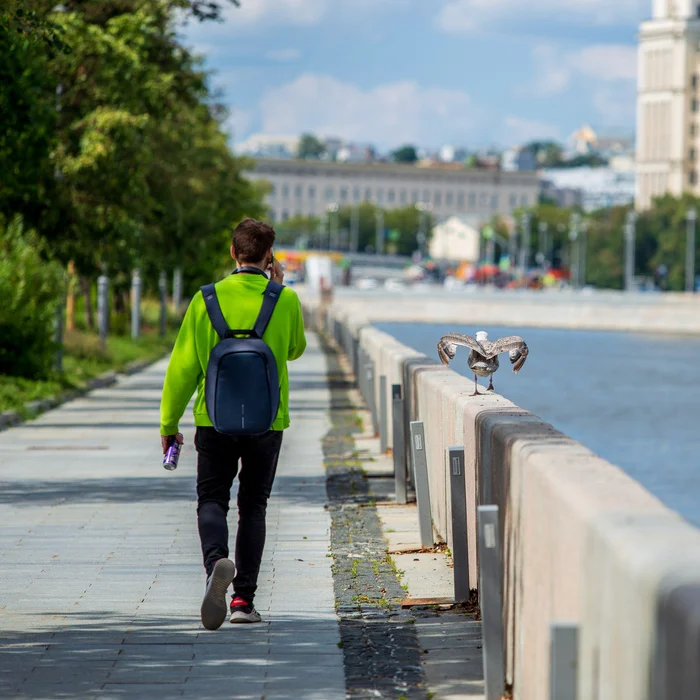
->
<box><xmin>376</xmin><ymin>322</ymin><xmax>700</xmax><ymax>526</ymax></box>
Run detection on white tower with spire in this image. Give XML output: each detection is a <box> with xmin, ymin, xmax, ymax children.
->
<box><xmin>637</xmin><ymin>0</ymin><xmax>700</xmax><ymax>209</ymax></box>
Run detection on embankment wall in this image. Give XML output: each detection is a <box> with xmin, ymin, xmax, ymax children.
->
<box><xmin>312</xmin><ymin>300</ymin><xmax>700</xmax><ymax>700</ymax></box>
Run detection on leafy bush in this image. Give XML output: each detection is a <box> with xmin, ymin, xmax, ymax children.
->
<box><xmin>0</xmin><ymin>215</ymin><xmax>64</xmax><ymax>378</ymax></box>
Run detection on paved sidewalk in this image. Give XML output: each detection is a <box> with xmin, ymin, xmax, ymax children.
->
<box><xmin>0</xmin><ymin>333</ymin><xmax>344</xmax><ymax>699</ymax></box>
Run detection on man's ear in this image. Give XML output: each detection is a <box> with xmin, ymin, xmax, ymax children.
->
<box><xmin>230</xmin><ymin>244</ymin><xmax>236</xmax><ymax>261</ymax></box>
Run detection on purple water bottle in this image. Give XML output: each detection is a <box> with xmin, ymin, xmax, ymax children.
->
<box><xmin>163</xmin><ymin>434</ymin><xmax>183</xmax><ymax>471</ymax></box>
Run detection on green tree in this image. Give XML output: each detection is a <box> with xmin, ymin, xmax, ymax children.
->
<box><xmin>507</xmin><ymin>202</ymin><xmax>578</xmax><ymax>270</ymax></box>
<box><xmin>297</xmin><ymin>133</ymin><xmax>325</xmax><ymax>160</ymax></box>
<box><xmin>0</xmin><ymin>215</ymin><xmax>64</xmax><ymax>378</ymax></box>
<box><xmin>638</xmin><ymin>194</ymin><xmax>700</xmax><ymax>291</ymax></box>
<box><xmin>391</xmin><ymin>145</ymin><xmax>418</xmax><ymax>164</ymax></box>
<box><xmin>525</xmin><ymin>140</ymin><xmax>564</xmax><ymax>168</ymax></box>
<box><xmin>0</xmin><ymin>3</ymin><xmax>64</xmax><ymax>227</ymax></box>
<box><xmin>271</xmin><ymin>214</ymin><xmax>318</xmax><ymax>246</ymax></box>
<box><xmin>585</xmin><ymin>206</ymin><xmax>631</xmax><ymax>289</ymax></box>
<box><xmin>556</xmin><ymin>154</ymin><xmax>609</xmax><ymax>169</ymax></box>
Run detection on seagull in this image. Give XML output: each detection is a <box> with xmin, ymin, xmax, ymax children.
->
<box><xmin>437</xmin><ymin>331</ymin><xmax>529</xmax><ymax>396</ymax></box>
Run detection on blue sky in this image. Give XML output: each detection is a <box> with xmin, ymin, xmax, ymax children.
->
<box><xmin>181</xmin><ymin>0</ymin><xmax>648</xmax><ymax>151</ymax></box>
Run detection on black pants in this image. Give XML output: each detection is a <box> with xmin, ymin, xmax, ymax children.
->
<box><xmin>195</xmin><ymin>427</ymin><xmax>283</xmax><ymax>603</ymax></box>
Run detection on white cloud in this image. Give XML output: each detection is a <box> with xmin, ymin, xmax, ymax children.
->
<box><xmin>569</xmin><ymin>45</ymin><xmax>638</xmax><ymax>81</ymax></box>
<box><xmin>187</xmin><ymin>0</ymin><xmax>408</xmax><ymax>33</ymax></box>
<box><xmin>501</xmin><ymin>116</ymin><xmax>561</xmax><ymax>144</ymax></box>
<box><xmin>521</xmin><ymin>43</ymin><xmax>637</xmax><ymax>101</ymax></box>
<box><xmin>257</xmin><ymin>73</ymin><xmax>482</xmax><ymax>147</ymax></box>
<box><xmin>233</xmin><ymin>0</ymin><xmax>327</xmax><ymax>26</ymax></box>
<box><xmin>436</xmin><ymin>0</ymin><xmax>647</xmax><ymax>33</ymax></box>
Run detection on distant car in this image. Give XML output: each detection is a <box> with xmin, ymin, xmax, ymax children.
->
<box><xmin>356</xmin><ymin>278</ymin><xmax>379</xmax><ymax>290</ymax></box>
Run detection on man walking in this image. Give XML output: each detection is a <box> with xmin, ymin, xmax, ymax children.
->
<box><xmin>160</xmin><ymin>219</ymin><xmax>307</xmax><ymax>630</ymax></box>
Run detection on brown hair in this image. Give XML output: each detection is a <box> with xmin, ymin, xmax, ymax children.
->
<box><xmin>232</xmin><ymin>218</ymin><xmax>276</xmax><ymax>264</ymax></box>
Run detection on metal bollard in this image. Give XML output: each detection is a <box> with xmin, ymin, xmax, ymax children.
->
<box><xmin>379</xmin><ymin>375</ymin><xmax>388</xmax><ymax>453</ymax></box>
<box><xmin>173</xmin><ymin>267</ymin><xmax>182</xmax><ymax>315</ymax></box>
<box><xmin>448</xmin><ymin>446</ymin><xmax>470</xmax><ymax>602</ymax></box>
<box><xmin>97</xmin><ymin>274</ymin><xmax>109</xmax><ymax>346</ymax></box>
<box><xmin>358</xmin><ymin>348</ymin><xmax>366</xmax><ymax>403</ymax></box>
<box><xmin>478</xmin><ymin>505</ymin><xmax>505</xmax><ymax>700</ymax></box>
<box><xmin>131</xmin><ymin>269</ymin><xmax>141</xmax><ymax>340</ymax></box>
<box><xmin>366</xmin><ymin>361</ymin><xmax>379</xmax><ymax>435</ymax></box>
<box><xmin>410</xmin><ymin>422</ymin><xmax>433</xmax><ymax>548</ymax></box>
<box><xmin>393</xmin><ymin>385</ymin><xmax>407</xmax><ymax>504</ymax></box>
<box><xmin>549</xmin><ymin>623</ymin><xmax>578</xmax><ymax>700</ymax></box>
<box><xmin>159</xmin><ymin>270</ymin><xmax>167</xmax><ymax>337</ymax></box>
<box><xmin>352</xmin><ymin>337</ymin><xmax>359</xmax><ymax>380</ymax></box>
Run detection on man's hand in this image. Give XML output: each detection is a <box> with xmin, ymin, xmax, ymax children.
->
<box><xmin>269</xmin><ymin>258</ymin><xmax>284</xmax><ymax>284</ymax></box>
<box><xmin>161</xmin><ymin>433</ymin><xmax>184</xmax><ymax>454</ymax></box>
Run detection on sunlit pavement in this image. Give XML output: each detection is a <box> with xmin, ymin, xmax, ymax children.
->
<box><xmin>0</xmin><ymin>333</ymin><xmax>344</xmax><ymax>700</ymax></box>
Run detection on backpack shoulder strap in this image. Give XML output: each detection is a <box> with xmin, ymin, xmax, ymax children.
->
<box><xmin>253</xmin><ymin>281</ymin><xmax>285</xmax><ymax>339</ymax></box>
<box><xmin>200</xmin><ymin>284</ymin><xmax>230</xmax><ymax>339</ymax></box>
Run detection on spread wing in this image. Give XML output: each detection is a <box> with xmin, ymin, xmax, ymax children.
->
<box><xmin>437</xmin><ymin>333</ymin><xmax>485</xmax><ymax>367</ymax></box>
<box><xmin>485</xmin><ymin>336</ymin><xmax>529</xmax><ymax>373</ymax></box>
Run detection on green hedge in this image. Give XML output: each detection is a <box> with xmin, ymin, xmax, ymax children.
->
<box><xmin>0</xmin><ymin>215</ymin><xmax>64</xmax><ymax>378</ymax></box>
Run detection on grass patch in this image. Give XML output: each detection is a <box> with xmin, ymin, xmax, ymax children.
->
<box><xmin>0</xmin><ymin>329</ymin><xmax>175</xmax><ymax>414</ymax></box>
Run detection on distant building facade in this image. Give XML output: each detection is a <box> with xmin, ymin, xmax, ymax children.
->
<box><xmin>542</xmin><ymin>167</ymin><xmax>635</xmax><ymax>211</ymax></box>
<box><xmin>637</xmin><ymin>0</ymin><xmax>700</xmax><ymax>209</ymax></box>
<box><xmin>247</xmin><ymin>159</ymin><xmax>540</xmax><ymax>224</ymax></box>
<box><xmin>429</xmin><ymin>216</ymin><xmax>481</xmax><ymax>262</ymax></box>
<box><xmin>236</xmin><ymin>134</ymin><xmax>300</xmax><ymax>160</ymax></box>
<box><xmin>540</xmin><ymin>180</ymin><xmax>584</xmax><ymax>209</ymax></box>
<box><xmin>501</xmin><ymin>146</ymin><xmax>538</xmax><ymax>172</ymax></box>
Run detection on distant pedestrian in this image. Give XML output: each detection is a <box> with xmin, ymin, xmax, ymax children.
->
<box><xmin>160</xmin><ymin>218</ymin><xmax>307</xmax><ymax>630</ymax></box>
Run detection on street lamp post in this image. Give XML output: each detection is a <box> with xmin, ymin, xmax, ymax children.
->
<box><xmin>686</xmin><ymin>207</ymin><xmax>697</xmax><ymax>293</ymax></box>
<box><xmin>317</xmin><ymin>213</ymin><xmax>327</xmax><ymax>250</ymax></box>
<box><xmin>569</xmin><ymin>213</ymin><xmax>581</xmax><ymax>289</ymax></box>
<box><xmin>519</xmin><ymin>212</ymin><xmax>531</xmax><ymax>274</ymax></box>
<box><xmin>579</xmin><ymin>221</ymin><xmax>588</xmax><ymax>288</ymax></box>
<box><xmin>415</xmin><ymin>202</ymin><xmax>432</xmax><ymax>259</ymax></box>
<box><xmin>326</xmin><ymin>203</ymin><xmax>338</xmax><ymax>250</ymax></box>
<box><xmin>350</xmin><ymin>204</ymin><xmax>360</xmax><ymax>253</ymax></box>
<box><xmin>538</xmin><ymin>222</ymin><xmax>549</xmax><ymax>266</ymax></box>
<box><xmin>375</xmin><ymin>209</ymin><xmax>385</xmax><ymax>255</ymax></box>
<box><xmin>508</xmin><ymin>229</ymin><xmax>518</xmax><ymax>271</ymax></box>
<box><xmin>624</xmin><ymin>210</ymin><xmax>637</xmax><ymax>292</ymax></box>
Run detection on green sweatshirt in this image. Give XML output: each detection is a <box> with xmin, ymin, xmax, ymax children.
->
<box><xmin>160</xmin><ymin>273</ymin><xmax>307</xmax><ymax>435</ymax></box>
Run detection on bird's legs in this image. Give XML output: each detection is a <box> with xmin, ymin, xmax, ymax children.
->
<box><xmin>471</xmin><ymin>373</ymin><xmax>482</xmax><ymax>397</ymax></box>
<box><xmin>487</xmin><ymin>374</ymin><xmax>495</xmax><ymax>391</ymax></box>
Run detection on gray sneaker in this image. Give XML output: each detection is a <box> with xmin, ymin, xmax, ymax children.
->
<box><xmin>229</xmin><ymin>596</ymin><xmax>262</xmax><ymax>624</ymax></box>
<box><xmin>200</xmin><ymin>558</ymin><xmax>235</xmax><ymax>631</ymax></box>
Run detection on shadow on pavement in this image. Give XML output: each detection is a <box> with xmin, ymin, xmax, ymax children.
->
<box><xmin>0</xmin><ymin>474</ymin><xmax>329</xmax><ymax>509</ymax></box>
<box><xmin>0</xmin><ymin>612</ymin><xmax>345</xmax><ymax>699</ymax></box>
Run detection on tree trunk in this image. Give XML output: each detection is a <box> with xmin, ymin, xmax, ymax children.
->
<box><xmin>82</xmin><ymin>277</ymin><xmax>94</xmax><ymax>329</ymax></box>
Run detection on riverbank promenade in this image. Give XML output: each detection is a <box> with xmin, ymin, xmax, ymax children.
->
<box><xmin>0</xmin><ymin>332</ymin><xmax>482</xmax><ymax>700</ymax></box>
<box><xmin>0</xmin><ymin>335</ymin><xmax>347</xmax><ymax>699</ymax></box>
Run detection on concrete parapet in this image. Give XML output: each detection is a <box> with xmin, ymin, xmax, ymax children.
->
<box><xmin>331</xmin><ymin>289</ymin><xmax>700</xmax><ymax>335</ymax></box>
<box><xmin>306</xmin><ymin>296</ymin><xmax>700</xmax><ymax>700</ymax></box>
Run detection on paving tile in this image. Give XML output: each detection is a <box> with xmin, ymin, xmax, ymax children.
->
<box><xmin>0</xmin><ymin>334</ymin><xmax>345</xmax><ymax>698</ymax></box>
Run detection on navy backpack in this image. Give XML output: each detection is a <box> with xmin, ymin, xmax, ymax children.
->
<box><xmin>201</xmin><ymin>268</ymin><xmax>284</xmax><ymax>436</ymax></box>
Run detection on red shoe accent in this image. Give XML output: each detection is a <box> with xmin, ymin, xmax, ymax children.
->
<box><xmin>231</xmin><ymin>596</ymin><xmax>249</xmax><ymax>607</ymax></box>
